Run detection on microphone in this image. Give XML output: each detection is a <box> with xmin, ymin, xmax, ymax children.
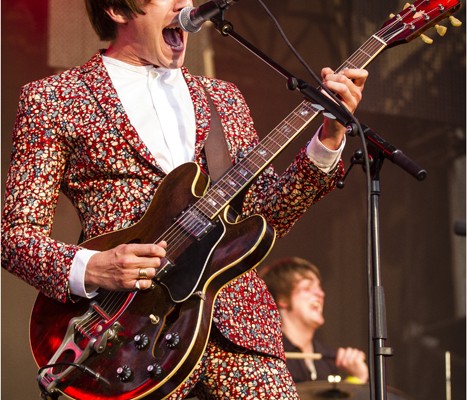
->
<box><xmin>178</xmin><ymin>0</ymin><xmax>239</xmax><ymax>33</ymax></box>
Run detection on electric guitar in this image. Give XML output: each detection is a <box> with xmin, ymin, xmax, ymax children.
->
<box><xmin>30</xmin><ymin>1</ymin><xmax>462</xmax><ymax>399</ymax></box>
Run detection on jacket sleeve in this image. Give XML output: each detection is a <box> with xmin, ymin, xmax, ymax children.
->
<box><xmin>210</xmin><ymin>79</ymin><xmax>344</xmax><ymax>239</ymax></box>
<box><xmin>242</xmin><ymin>148</ymin><xmax>344</xmax><ymax>238</ymax></box>
<box><xmin>1</xmin><ymin>81</ymin><xmax>80</xmax><ymax>302</ymax></box>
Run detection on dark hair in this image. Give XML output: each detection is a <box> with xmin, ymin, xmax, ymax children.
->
<box><xmin>260</xmin><ymin>257</ymin><xmax>321</xmax><ymax>304</ymax></box>
<box><xmin>85</xmin><ymin>0</ymin><xmax>150</xmax><ymax>41</ymax></box>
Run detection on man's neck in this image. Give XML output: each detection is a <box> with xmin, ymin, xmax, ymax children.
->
<box><xmin>104</xmin><ymin>44</ymin><xmax>153</xmax><ymax>67</ymax></box>
<box><xmin>281</xmin><ymin>313</ymin><xmax>316</xmax><ymax>352</ymax></box>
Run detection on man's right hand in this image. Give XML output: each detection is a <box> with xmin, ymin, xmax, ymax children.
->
<box><xmin>85</xmin><ymin>240</ymin><xmax>167</xmax><ymax>291</ymax></box>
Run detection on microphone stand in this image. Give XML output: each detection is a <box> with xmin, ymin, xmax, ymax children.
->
<box><xmin>344</xmin><ymin>137</ymin><xmax>426</xmax><ymax>400</ymax></box>
<box><xmin>210</xmin><ymin>13</ymin><xmax>427</xmax><ymax>400</ymax></box>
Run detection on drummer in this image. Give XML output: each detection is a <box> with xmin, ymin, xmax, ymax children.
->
<box><xmin>260</xmin><ymin>257</ymin><xmax>369</xmax><ymax>384</ymax></box>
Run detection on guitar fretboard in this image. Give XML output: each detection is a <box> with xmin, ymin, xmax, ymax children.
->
<box><xmin>196</xmin><ymin>36</ymin><xmax>388</xmax><ymax>219</ymax></box>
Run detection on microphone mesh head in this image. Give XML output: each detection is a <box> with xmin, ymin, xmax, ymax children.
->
<box><xmin>178</xmin><ymin>7</ymin><xmax>202</xmax><ymax>33</ymax></box>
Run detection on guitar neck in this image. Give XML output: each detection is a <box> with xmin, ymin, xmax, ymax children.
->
<box><xmin>195</xmin><ymin>35</ymin><xmax>388</xmax><ymax>219</ymax></box>
<box><xmin>336</xmin><ymin>35</ymin><xmax>387</xmax><ymax>72</ymax></box>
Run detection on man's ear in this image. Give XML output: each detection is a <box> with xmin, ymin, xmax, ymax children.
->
<box><xmin>105</xmin><ymin>7</ymin><xmax>129</xmax><ymax>24</ymax></box>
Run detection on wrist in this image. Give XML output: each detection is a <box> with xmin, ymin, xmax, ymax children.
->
<box><xmin>320</xmin><ymin>119</ymin><xmax>346</xmax><ymax>150</ymax></box>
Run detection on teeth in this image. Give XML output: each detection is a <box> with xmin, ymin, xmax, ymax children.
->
<box><xmin>311</xmin><ymin>301</ymin><xmax>322</xmax><ymax>312</ymax></box>
<box><xmin>163</xmin><ymin>27</ymin><xmax>183</xmax><ymax>49</ymax></box>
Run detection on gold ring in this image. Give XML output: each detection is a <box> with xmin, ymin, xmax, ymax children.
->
<box><xmin>138</xmin><ymin>268</ymin><xmax>148</xmax><ymax>280</ymax></box>
<box><xmin>135</xmin><ymin>280</ymin><xmax>141</xmax><ymax>290</ymax></box>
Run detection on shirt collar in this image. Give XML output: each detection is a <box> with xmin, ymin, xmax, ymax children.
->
<box><xmin>102</xmin><ymin>55</ymin><xmax>180</xmax><ymax>81</ymax></box>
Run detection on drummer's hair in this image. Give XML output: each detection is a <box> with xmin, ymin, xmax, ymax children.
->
<box><xmin>259</xmin><ymin>257</ymin><xmax>321</xmax><ymax>304</ymax></box>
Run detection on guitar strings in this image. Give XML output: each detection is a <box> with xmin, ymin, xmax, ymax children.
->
<box><xmin>77</xmin><ymin>291</ymin><xmax>136</xmax><ymax>335</ymax></box>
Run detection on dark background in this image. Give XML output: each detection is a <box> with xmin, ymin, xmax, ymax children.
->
<box><xmin>2</xmin><ymin>1</ymin><xmax>465</xmax><ymax>399</ymax></box>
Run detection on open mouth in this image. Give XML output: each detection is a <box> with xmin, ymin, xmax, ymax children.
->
<box><xmin>163</xmin><ymin>27</ymin><xmax>184</xmax><ymax>50</ymax></box>
<box><xmin>311</xmin><ymin>301</ymin><xmax>323</xmax><ymax>313</ymax></box>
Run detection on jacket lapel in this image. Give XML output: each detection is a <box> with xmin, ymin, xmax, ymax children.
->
<box><xmin>79</xmin><ymin>51</ymin><xmax>163</xmax><ymax>171</ymax></box>
<box><xmin>78</xmin><ymin>53</ymin><xmax>210</xmax><ymax>173</ymax></box>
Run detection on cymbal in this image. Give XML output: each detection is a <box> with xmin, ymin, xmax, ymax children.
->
<box><xmin>295</xmin><ymin>381</ymin><xmax>409</xmax><ymax>399</ymax></box>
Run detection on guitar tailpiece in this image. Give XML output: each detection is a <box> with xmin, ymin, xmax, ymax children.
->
<box><xmin>37</xmin><ymin>366</ymin><xmax>61</xmax><ymax>400</ymax></box>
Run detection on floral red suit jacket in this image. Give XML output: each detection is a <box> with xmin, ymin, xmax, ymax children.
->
<box><xmin>2</xmin><ymin>51</ymin><xmax>343</xmax><ymax>360</ymax></box>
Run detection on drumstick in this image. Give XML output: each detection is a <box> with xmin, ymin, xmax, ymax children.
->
<box><xmin>285</xmin><ymin>352</ymin><xmax>323</xmax><ymax>360</ymax></box>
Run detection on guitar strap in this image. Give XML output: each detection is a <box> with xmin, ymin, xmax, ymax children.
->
<box><xmin>202</xmin><ymin>86</ymin><xmax>232</xmax><ymax>183</ymax></box>
<box><xmin>78</xmin><ymin>86</ymin><xmax>236</xmax><ymax>245</ymax></box>
<box><xmin>201</xmin><ymin>85</ymin><xmax>248</xmax><ymax>216</ymax></box>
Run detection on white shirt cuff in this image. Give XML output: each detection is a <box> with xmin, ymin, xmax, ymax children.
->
<box><xmin>306</xmin><ymin>127</ymin><xmax>346</xmax><ymax>173</ymax></box>
<box><xmin>69</xmin><ymin>249</ymin><xmax>100</xmax><ymax>298</ymax></box>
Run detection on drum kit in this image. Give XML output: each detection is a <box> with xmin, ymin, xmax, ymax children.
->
<box><xmin>286</xmin><ymin>351</ymin><xmax>410</xmax><ymax>399</ymax></box>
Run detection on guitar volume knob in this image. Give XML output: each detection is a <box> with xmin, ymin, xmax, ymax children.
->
<box><xmin>134</xmin><ymin>333</ymin><xmax>150</xmax><ymax>350</ymax></box>
<box><xmin>147</xmin><ymin>363</ymin><xmax>163</xmax><ymax>378</ymax></box>
<box><xmin>116</xmin><ymin>365</ymin><xmax>133</xmax><ymax>382</ymax></box>
<box><xmin>165</xmin><ymin>332</ymin><xmax>180</xmax><ymax>348</ymax></box>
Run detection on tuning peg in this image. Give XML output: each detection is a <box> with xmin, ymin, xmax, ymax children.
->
<box><xmin>389</xmin><ymin>13</ymin><xmax>396</xmax><ymax>18</ymax></box>
<box><xmin>420</xmin><ymin>34</ymin><xmax>433</xmax><ymax>44</ymax></box>
<box><xmin>403</xmin><ymin>3</ymin><xmax>411</xmax><ymax>9</ymax></box>
<box><xmin>449</xmin><ymin>16</ymin><xmax>462</xmax><ymax>27</ymax></box>
<box><xmin>435</xmin><ymin>24</ymin><xmax>448</xmax><ymax>36</ymax></box>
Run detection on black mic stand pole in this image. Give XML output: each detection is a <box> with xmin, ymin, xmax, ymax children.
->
<box><xmin>210</xmin><ymin>14</ymin><xmax>427</xmax><ymax>400</ymax></box>
<box><xmin>339</xmin><ymin>130</ymin><xmax>426</xmax><ymax>400</ymax></box>
<box><xmin>367</xmin><ymin>144</ymin><xmax>391</xmax><ymax>400</ymax></box>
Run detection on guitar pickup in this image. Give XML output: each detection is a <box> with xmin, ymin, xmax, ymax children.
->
<box><xmin>175</xmin><ymin>207</ymin><xmax>214</xmax><ymax>239</ymax></box>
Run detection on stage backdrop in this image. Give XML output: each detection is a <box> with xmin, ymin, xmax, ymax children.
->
<box><xmin>2</xmin><ymin>1</ymin><xmax>465</xmax><ymax>399</ymax></box>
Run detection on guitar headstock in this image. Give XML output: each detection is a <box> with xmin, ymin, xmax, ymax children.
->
<box><xmin>378</xmin><ymin>0</ymin><xmax>462</xmax><ymax>47</ymax></box>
